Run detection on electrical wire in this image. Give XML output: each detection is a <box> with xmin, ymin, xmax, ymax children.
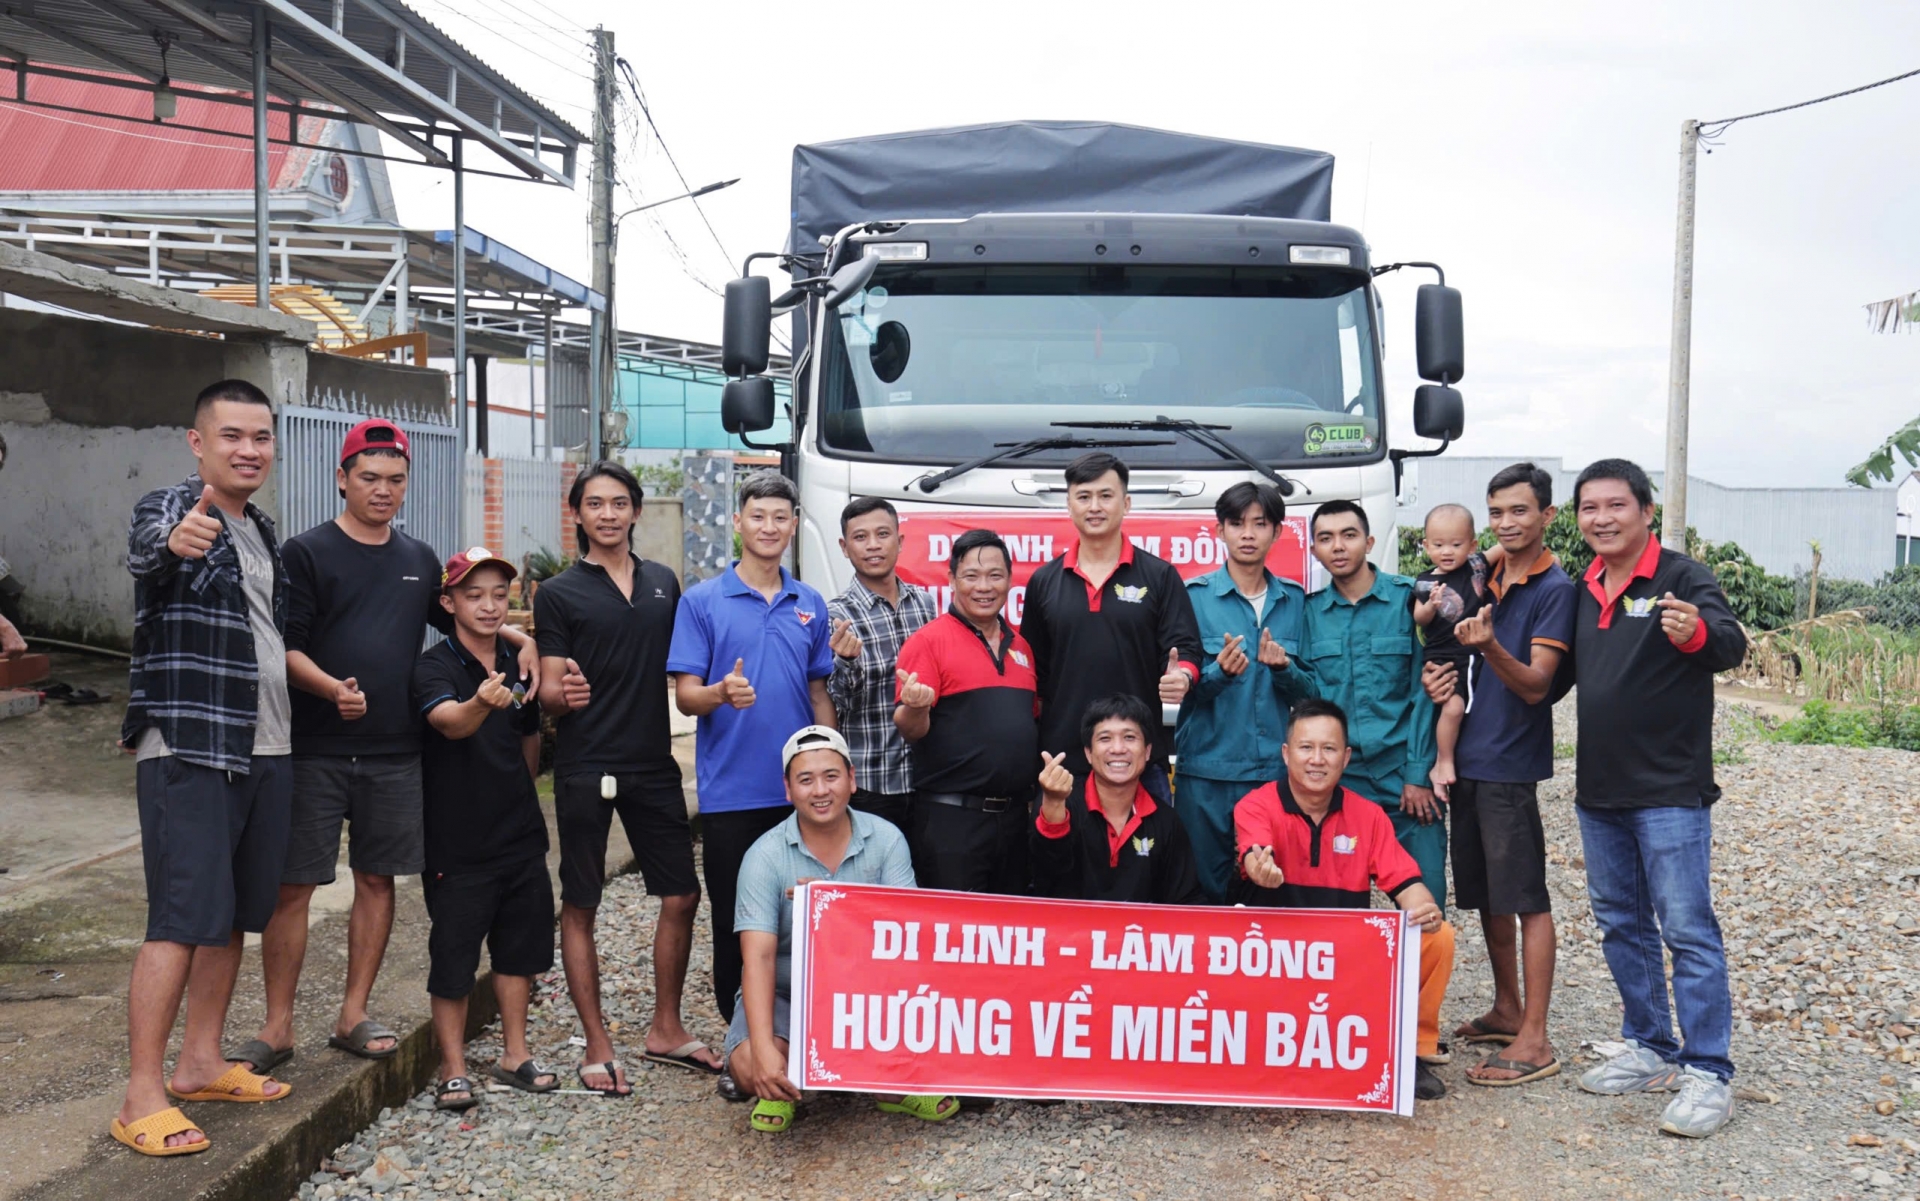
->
<box><xmin>1698</xmin><ymin>66</ymin><xmax>1920</xmax><ymax>139</ymax></box>
<box><xmin>613</xmin><ymin>56</ymin><xmax>736</xmax><ymax>272</ymax></box>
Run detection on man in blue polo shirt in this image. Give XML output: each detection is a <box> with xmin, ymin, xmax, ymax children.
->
<box><xmin>667</xmin><ymin>470</ymin><xmax>835</xmax><ymax>1057</ymax></box>
<box><xmin>1423</xmin><ymin>463</ymin><xmax>1575</xmax><ymax>1089</ymax></box>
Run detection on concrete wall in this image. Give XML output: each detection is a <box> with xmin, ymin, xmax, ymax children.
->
<box><xmin>1399</xmin><ymin>454</ymin><xmax>1897</xmax><ymax>582</ymax></box>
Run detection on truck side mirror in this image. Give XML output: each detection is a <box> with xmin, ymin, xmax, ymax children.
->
<box><xmin>1412</xmin><ymin>384</ymin><xmax>1465</xmax><ymax>442</ymax></box>
<box><xmin>722</xmin><ymin>376</ymin><xmax>776</xmax><ymax>435</ymax></box>
<box><xmin>1414</xmin><ymin>284</ymin><xmax>1464</xmax><ymax>384</ymax></box>
<box><xmin>722</xmin><ymin>276</ymin><xmax>771</xmax><ymax>377</ymax></box>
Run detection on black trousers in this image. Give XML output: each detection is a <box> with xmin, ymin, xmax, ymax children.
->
<box><xmin>907</xmin><ymin>797</ymin><xmax>1030</xmax><ymax>895</ymax></box>
<box><xmin>700</xmin><ymin>805</ymin><xmax>789</xmax><ymax>1023</ymax></box>
<box><xmin>850</xmin><ymin>789</ymin><xmax>913</xmax><ymax>833</ymax></box>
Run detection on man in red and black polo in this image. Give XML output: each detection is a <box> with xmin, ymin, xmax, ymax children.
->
<box><xmin>1021</xmin><ymin>452</ymin><xmax>1203</xmax><ymax>800</ymax></box>
<box><xmin>894</xmin><ymin>530</ymin><xmax>1039</xmax><ymax>893</ymax></box>
<box><xmin>1234</xmin><ymin>698</ymin><xmax>1454</xmax><ymax>1101</ymax></box>
<box><xmin>1561</xmin><ymin>458</ymin><xmax>1745</xmax><ymax>1139</ymax></box>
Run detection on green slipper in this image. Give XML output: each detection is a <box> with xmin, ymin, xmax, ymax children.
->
<box><xmin>750</xmin><ymin>1098</ymin><xmax>795</xmax><ymax>1133</ymax></box>
<box><xmin>876</xmin><ymin>1094</ymin><xmax>959</xmax><ymax>1122</ymax></box>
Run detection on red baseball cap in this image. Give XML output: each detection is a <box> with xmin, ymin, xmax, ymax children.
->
<box><xmin>442</xmin><ymin>546</ymin><xmax>518</xmax><ymax>589</ymax></box>
<box><xmin>340</xmin><ymin>419</ymin><xmax>410</xmax><ymax>464</ymax></box>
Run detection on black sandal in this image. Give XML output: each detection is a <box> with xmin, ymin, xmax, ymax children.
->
<box><xmin>489</xmin><ymin>1058</ymin><xmax>558</xmax><ymax>1093</ymax></box>
<box><xmin>435</xmin><ymin>1076</ymin><xmax>479</xmax><ymax>1111</ymax></box>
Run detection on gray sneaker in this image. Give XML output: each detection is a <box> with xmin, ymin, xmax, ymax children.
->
<box><xmin>1659</xmin><ymin>1067</ymin><xmax>1734</xmax><ymax>1137</ymax></box>
<box><xmin>1578</xmin><ymin>1040</ymin><xmax>1684</xmax><ymax>1095</ymax></box>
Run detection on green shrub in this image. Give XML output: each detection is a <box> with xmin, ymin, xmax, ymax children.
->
<box><xmin>1770</xmin><ymin>698</ymin><xmax>1920</xmax><ymax>752</ymax></box>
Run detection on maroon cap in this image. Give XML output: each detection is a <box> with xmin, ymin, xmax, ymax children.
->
<box><xmin>441</xmin><ymin>546</ymin><xmax>518</xmax><ymax>589</ymax></box>
<box><xmin>340</xmin><ymin>419</ymin><xmax>410</xmax><ymax>464</ymax></box>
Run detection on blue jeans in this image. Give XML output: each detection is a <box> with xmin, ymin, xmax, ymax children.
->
<box><xmin>1577</xmin><ymin>804</ymin><xmax>1734</xmax><ymax>1081</ymax></box>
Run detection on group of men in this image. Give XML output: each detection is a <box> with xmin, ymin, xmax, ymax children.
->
<box><xmin>107</xmin><ymin>379</ymin><xmax>1746</xmax><ymax>1155</ymax></box>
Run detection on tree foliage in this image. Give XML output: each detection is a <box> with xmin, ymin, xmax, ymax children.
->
<box><xmin>1846</xmin><ymin>413</ymin><xmax>1920</xmax><ymax>487</ymax></box>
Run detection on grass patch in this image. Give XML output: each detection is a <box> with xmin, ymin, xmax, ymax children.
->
<box><xmin>1767</xmin><ymin>698</ymin><xmax>1920</xmax><ymax>753</ymax></box>
<box><xmin>1552</xmin><ymin>739</ymin><xmax>1576</xmax><ymax>760</ymax></box>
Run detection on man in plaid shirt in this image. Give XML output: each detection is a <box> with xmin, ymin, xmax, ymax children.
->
<box><xmin>825</xmin><ymin>498</ymin><xmax>933</xmax><ymax>830</ymax></box>
<box><xmin>113</xmin><ymin>380</ymin><xmax>294</xmax><ymax>1157</ymax></box>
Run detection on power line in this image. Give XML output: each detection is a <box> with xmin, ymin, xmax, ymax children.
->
<box><xmin>1699</xmin><ymin>66</ymin><xmax>1920</xmax><ymax>139</ymax></box>
<box><xmin>613</xmin><ymin>56</ymin><xmax>736</xmax><ymax>274</ymax></box>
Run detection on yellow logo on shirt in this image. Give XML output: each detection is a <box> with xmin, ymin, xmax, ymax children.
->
<box><xmin>1132</xmin><ymin>836</ymin><xmax>1155</xmax><ymax>856</ymax></box>
<box><xmin>1114</xmin><ymin>584</ymin><xmax>1149</xmax><ymax>604</ymax></box>
<box><xmin>1620</xmin><ymin>596</ymin><xmax>1657</xmax><ymax>619</ymax></box>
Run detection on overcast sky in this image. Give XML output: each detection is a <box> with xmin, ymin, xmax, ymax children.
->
<box><xmin>387</xmin><ymin>1</ymin><xmax>1920</xmax><ymax>489</ymax></box>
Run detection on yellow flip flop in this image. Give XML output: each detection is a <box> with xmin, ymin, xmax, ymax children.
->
<box><xmin>167</xmin><ymin>1061</ymin><xmax>292</xmax><ymax>1103</ymax></box>
<box><xmin>111</xmin><ymin>1106</ymin><xmax>209</xmax><ymax>1156</ymax></box>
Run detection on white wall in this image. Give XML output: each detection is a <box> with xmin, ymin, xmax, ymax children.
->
<box><xmin>0</xmin><ymin>420</ymin><xmax>187</xmax><ymax>646</ymax></box>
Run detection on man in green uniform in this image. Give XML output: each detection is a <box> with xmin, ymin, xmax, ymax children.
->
<box><xmin>1300</xmin><ymin>500</ymin><xmax>1445</xmax><ymax>903</ymax></box>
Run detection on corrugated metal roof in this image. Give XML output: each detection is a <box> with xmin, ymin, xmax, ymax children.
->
<box><xmin>0</xmin><ymin>76</ymin><xmax>305</xmax><ymax>192</ymax></box>
<box><xmin>0</xmin><ymin>0</ymin><xmax>585</xmax><ymax>183</ymax></box>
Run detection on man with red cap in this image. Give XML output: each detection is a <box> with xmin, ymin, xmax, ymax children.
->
<box><xmin>236</xmin><ymin>419</ymin><xmax>539</xmax><ymax>1075</ymax></box>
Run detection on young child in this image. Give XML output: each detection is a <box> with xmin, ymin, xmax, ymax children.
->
<box><xmin>1412</xmin><ymin>504</ymin><xmax>1490</xmax><ymax>801</ymax></box>
<box><xmin>1032</xmin><ymin>694</ymin><xmax>1203</xmax><ymax>905</ymax></box>
<box><xmin>412</xmin><ymin>548</ymin><xmax>557</xmax><ymax>1111</ymax></box>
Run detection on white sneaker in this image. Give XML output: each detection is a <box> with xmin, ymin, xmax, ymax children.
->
<box><xmin>1577</xmin><ymin>1039</ymin><xmax>1684</xmax><ymax>1095</ymax></box>
<box><xmin>1659</xmin><ymin>1066</ymin><xmax>1734</xmax><ymax>1138</ymax></box>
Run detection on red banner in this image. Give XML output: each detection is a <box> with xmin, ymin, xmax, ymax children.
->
<box><xmin>892</xmin><ymin>510</ymin><xmax>1311</xmax><ymax>626</ymax></box>
<box><xmin>788</xmin><ymin>884</ymin><xmax>1418</xmax><ymax>1114</ymax></box>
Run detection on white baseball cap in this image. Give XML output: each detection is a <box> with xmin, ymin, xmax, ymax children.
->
<box><xmin>781</xmin><ymin>725</ymin><xmax>852</xmax><ymax>771</ymax></box>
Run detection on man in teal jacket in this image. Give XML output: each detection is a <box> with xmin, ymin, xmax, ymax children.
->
<box><xmin>1175</xmin><ymin>482</ymin><xmax>1317</xmax><ymax>902</ymax></box>
<box><xmin>1301</xmin><ymin>500</ymin><xmax>1445</xmax><ymax>904</ymax></box>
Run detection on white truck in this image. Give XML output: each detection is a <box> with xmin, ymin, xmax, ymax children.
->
<box><xmin>716</xmin><ymin>121</ymin><xmax>1466</xmax><ymax>617</ymax></box>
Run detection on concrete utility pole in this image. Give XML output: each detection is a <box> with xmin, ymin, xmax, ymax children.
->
<box><xmin>252</xmin><ymin>12</ymin><xmax>270</xmax><ymax>310</ymax></box>
<box><xmin>588</xmin><ymin>26</ymin><xmax>616</xmax><ymax>465</ymax></box>
<box><xmin>1661</xmin><ymin>118</ymin><xmax>1700</xmax><ymax>550</ymax></box>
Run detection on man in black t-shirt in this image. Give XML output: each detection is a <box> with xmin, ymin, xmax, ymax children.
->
<box><xmin>535</xmin><ymin>461</ymin><xmax>714</xmax><ymax>1096</ymax></box>
<box><xmin>1020</xmin><ymin>452</ymin><xmax>1203</xmax><ymax>800</ymax></box>
<box><xmin>413</xmin><ymin>550</ymin><xmax>556</xmax><ymax>1110</ymax></box>
<box><xmin>241</xmin><ymin>421</ymin><xmax>539</xmax><ymax>1074</ymax></box>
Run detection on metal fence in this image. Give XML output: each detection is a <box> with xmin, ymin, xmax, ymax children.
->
<box><xmin>279</xmin><ymin>390</ymin><xmax>461</xmax><ymax>556</ymax></box>
<box><xmin>460</xmin><ymin>454</ymin><xmax>565</xmax><ymax>568</ymax></box>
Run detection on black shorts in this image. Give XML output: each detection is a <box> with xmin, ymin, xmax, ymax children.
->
<box><xmin>1450</xmin><ymin>778</ymin><xmax>1551</xmax><ymax>916</ymax></box>
<box><xmin>423</xmin><ymin>855</ymin><xmax>555</xmax><ymax>999</ymax></box>
<box><xmin>136</xmin><ymin>754</ymin><xmax>293</xmax><ymax>946</ymax></box>
<box><xmin>555</xmin><ymin>770</ymin><xmax>696</xmax><ymax>908</ymax></box>
<box><xmin>282</xmin><ymin>753</ymin><xmax>424</xmax><ymax>884</ymax></box>
<box><xmin>907</xmin><ymin>797</ymin><xmax>1030</xmax><ymax>895</ymax></box>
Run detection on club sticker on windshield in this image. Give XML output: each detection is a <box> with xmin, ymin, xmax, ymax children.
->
<box><xmin>1303</xmin><ymin>423</ymin><xmax>1375</xmax><ymax>456</ymax></box>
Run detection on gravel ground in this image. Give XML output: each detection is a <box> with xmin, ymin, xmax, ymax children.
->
<box><xmin>296</xmin><ymin>703</ymin><xmax>1920</xmax><ymax>1201</ymax></box>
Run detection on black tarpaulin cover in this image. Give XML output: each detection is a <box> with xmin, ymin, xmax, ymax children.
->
<box><xmin>788</xmin><ymin>120</ymin><xmax>1335</xmax><ymax>258</ymax></box>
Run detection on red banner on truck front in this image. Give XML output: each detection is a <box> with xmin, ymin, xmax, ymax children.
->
<box><xmin>892</xmin><ymin>511</ymin><xmax>1311</xmax><ymax>626</ymax></box>
<box><xmin>787</xmin><ymin>884</ymin><xmax>1418</xmax><ymax>1114</ymax></box>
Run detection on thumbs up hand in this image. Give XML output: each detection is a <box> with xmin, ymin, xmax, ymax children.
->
<box><xmin>167</xmin><ymin>486</ymin><xmax>224</xmax><ymax>559</ymax></box>
<box><xmin>559</xmin><ymin>657</ymin><xmax>591</xmax><ymax>711</ymax></box>
<box><xmin>720</xmin><ymin>657</ymin><xmax>756</xmax><ymax>709</ymax></box>
<box><xmin>1158</xmin><ymin>647</ymin><xmax>1192</xmax><ymax>704</ymax></box>
<box><xmin>896</xmin><ymin>667</ymin><xmax>936</xmax><ymax>710</ymax></box>
<box><xmin>334</xmin><ymin>675</ymin><xmax>366</xmax><ymax>720</ymax></box>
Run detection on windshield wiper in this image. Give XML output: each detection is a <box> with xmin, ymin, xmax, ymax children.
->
<box><xmin>913</xmin><ymin>435</ymin><xmax>1175</xmax><ymax>494</ymax></box>
<box><xmin>1052</xmin><ymin>417</ymin><xmax>1308</xmax><ymax>497</ymax></box>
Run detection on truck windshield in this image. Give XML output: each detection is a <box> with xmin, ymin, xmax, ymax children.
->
<box><xmin>818</xmin><ymin>264</ymin><xmax>1381</xmax><ymax>468</ymax></box>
